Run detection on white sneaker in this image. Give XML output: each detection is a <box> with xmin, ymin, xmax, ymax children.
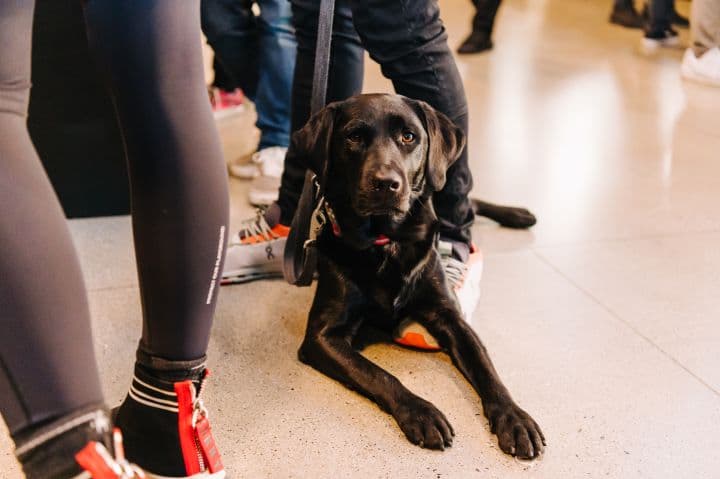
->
<box><xmin>248</xmin><ymin>175</ymin><xmax>281</xmax><ymax>206</ymax></box>
<box><xmin>681</xmin><ymin>47</ymin><xmax>720</xmax><ymax>87</ymax></box>
<box><xmin>393</xmin><ymin>241</ymin><xmax>484</xmax><ymax>351</ymax></box>
<box><xmin>244</xmin><ymin>147</ymin><xmax>286</xmax><ymax>205</ymax></box>
<box><xmin>439</xmin><ymin>241</ymin><xmax>484</xmax><ymax>321</ymax></box>
<box><xmin>229</xmin><ymin>146</ymin><xmax>286</xmax><ymax>180</ymax></box>
<box><xmin>222</xmin><ymin>208</ymin><xmax>289</xmax><ymax>284</ymax></box>
<box><xmin>640</xmin><ymin>28</ymin><xmax>680</xmax><ymax>54</ymax></box>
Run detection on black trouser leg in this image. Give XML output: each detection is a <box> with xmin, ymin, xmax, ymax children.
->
<box><xmin>351</xmin><ymin>0</ymin><xmax>474</xmax><ymax>249</ymax></box>
<box><xmin>471</xmin><ymin>0</ymin><xmax>502</xmax><ymax>35</ymax></box>
<box><xmin>278</xmin><ymin>0</ymin><xmax>364</xmax><ymax>225</ymax></box>
<box><xmin>279</xmin><ymin>0</ymin><xmax>474</xmax><ymax>250</ymax></box>
<box><xmin>647</xmin><ymin>0</ymin><xmax>673</xmax><ymax>33</ymax></box>
<box><xmin>201</xmin><ymin>0</ymin><xmax>259</xmax><ymax>96</ymax></box>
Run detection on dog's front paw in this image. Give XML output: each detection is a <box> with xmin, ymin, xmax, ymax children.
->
<box><xmin>485</xmin><ymin>401</ymin><xmax>545</xmax><ymax>459</ymax></box>
<box><xmin>394</xmin><ymin>397</ymin><xmax>455</xmax><ymax>450</ymax></box>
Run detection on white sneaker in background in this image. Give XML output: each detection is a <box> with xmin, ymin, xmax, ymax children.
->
<box><xmin>229</xmin><ymin>145</ymin><xmax>287</xmax><ymax>180</ymax></box>
<box><xmin>392</xmin><ymin>241</ymin><xmax>484</xmax><ymax>351</ymax></box>
<box><xmin>248</xmin><ymin>175</ymin><xmax>281</xmax><ymax>206</ymax></box>
<box><xmin>246</xmin><ymin>146</ymin><xmax>286</xmax><ymax>205</ymax></box>
<box><xmin>440</xmin><ymin>242</ymin><xmax>484</xmax><ymax>321</ymax></box>
<box><xmin>222</xmin><ymin>207</ymin><xmax>289</xmax><ymax>284</ymax></box>
<box><xmin>681</xmin><ymin>47</ymin><xmax>720</xmax><ymax>87</ymax></box>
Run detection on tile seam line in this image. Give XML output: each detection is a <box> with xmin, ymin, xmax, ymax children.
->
<box><xmin>530</xmin><ymin>248</ymin><xmax>720</xmax><ymax>399</ymax></box>
<box><xmin>517</xmin><ymin>227</ymin><xmax>720</xmax><ymax>250</ymax></box>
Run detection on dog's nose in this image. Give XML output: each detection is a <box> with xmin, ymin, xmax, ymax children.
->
<box><xmin>370</xmin><ymin>171</ymin><xmax>402</xmax><ymax>192</ymax></box>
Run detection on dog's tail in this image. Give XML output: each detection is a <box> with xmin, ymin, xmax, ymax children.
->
<box><xmin>470</xmin><ymin>199</ymin><xmax>537</xmax><ymax>229</ymax></box>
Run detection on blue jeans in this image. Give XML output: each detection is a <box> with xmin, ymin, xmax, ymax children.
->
<box><xmin>201</xmin><ymin>0</ymin><xmax>297</xmax><ymax>149</ymax></box>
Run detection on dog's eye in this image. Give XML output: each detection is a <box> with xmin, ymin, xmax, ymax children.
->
<box><xmin>347</xmin><ymin>132</ymin><xmax>363</xmax><ymax>143</ymax></box>
<box><xmin>401</xmin><ymin>131</ymin><xmax>415</xmax><ymax>143</ymax></box>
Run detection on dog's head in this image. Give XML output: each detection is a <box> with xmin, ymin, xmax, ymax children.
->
<box><xmin>292</xmin><ymin>94</ymin><xmax>465</xmax><ymax>223</ymax></box>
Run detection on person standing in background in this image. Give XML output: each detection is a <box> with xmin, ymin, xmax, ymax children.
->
<box><xmin>610</xmin><ymin>0</ymin><xmax>688</xmax><ymax>30</ymax></box>
<box><xmin>457</xmin><ymin>0</ymin><xmax>502</xmax><ymax>54</ymax></box>
<box><xmin>640</xmin><ymin>0</ymin><xmax>680</xmax><ymax>53</ymax></box>
<box><xmin>681</xmin><ymin>0</ymin><xmax>720</xmax><ymax>86</ymax></box>
<box><xmin>202</xmin><ymin>0</ymin><xmax>297</xmax><ymax>206</ymax></box>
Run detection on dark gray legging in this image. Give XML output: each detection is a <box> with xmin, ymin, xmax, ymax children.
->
<box><xmin>0</xmin><ymin>0</ymin><xmax>228</xmax><ymax>438</ymax></box>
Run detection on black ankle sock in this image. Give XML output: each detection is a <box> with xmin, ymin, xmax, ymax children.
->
<box><xmin>114</xmin><ymin>353</ymin><xmax>206</xmax><ymax>476</ymax></box>
<box><xmin>14</xmin><ymin>406</ymin><xmax>111</xmax><ymax>479</ymax></box>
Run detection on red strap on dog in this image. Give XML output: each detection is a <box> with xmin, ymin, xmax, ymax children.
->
<box><xmin>373</xmin><ymin>234</ymin><xmax>390</xmax><ymax>246</ymax></box>
<box><xmin>330</xmin><ymin>217</ymin><xmax>390</xmax><ymax>246</ymax></box>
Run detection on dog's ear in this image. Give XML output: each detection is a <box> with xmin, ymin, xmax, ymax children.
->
<box><xmin>408</xmin><ymin>99</ymin><xmax>466</xmax><ymax>191</ymax></box>
<box><xmin>290</xmin><ymin>104</ymin><xmax>337</xmax><ymax>177</ymax></box>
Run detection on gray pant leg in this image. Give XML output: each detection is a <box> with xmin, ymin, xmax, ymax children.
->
<box><xmin>691</xmin><ymin>0</ymin><xmax>720</xmax><ymax>56</ymax></box>
<box><xmin>0</xmin><ymin>0</ymin><xmax>104</xmax><ymax>436</ymax></box>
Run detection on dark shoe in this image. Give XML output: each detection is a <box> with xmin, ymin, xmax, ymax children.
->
<box><xmin>76</xmin><ymin>429</ymin><xmax>151</xmax><ymax>478</ymax></box>
<box><xmin>640</xmin><ymin>4</ymin><xmax>690</xmax><ymax>28</ymax></box>
<box><xmin>114</xmin><ymin>361</ymin><xmax>225</xmax><ymax>478</ymax></box>
<box><xmin>671</xmin><ymin>10</ymin><xmax>689</xmax><ymax>28</ymax></box>
<box><xmin>609</xmin><ymin>5</ymin><xmax>644</xmax><ymax>29</ymax></box>
<box><xmin>14</xmin><ymin>407</ymin><xmax>112</xmax><ymax>479</ymax></box>
<box><xmin>457</xmin><ymin>30</ymin><xmax>493</xmax><ymax>54</ymax></box>
<box><xmin>641</xmin><ymin>27</ymin><xmax>680</xmax><ymax>54</ymax></box>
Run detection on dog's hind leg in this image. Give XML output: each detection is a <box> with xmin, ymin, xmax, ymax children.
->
<box><xmin>471</xmin><ymin>199</ymin><xmax>537</xmax><ymax>229</ymax></box>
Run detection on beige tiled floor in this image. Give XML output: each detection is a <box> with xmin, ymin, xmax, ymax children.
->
<box><xmin>3</xmin><ymin>0</ymin><xmax>720</xmax><ymax>477</ymax></box>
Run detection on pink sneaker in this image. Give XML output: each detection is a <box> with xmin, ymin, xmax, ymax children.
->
<box><xmin>209</xmin><ymin>88</ymin><xmax>245</xmax><ymax>119</ymax></box>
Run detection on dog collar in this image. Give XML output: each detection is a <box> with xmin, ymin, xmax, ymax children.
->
<box><xmin>324</xmin><ymin>203</ymin><xmax>391</xmax><ymax>246</ymax></box>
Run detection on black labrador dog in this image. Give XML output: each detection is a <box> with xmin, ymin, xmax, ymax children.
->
<box><xmin>293</xmin><ymin>93</ymin><xmax>545</xmax><ymax>459</ymax></box>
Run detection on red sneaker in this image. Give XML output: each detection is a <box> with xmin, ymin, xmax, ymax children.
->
<box><xmin>209</xmin><ymin>87</ymin><xmax>245</xmax><ymax>119</ymax></box>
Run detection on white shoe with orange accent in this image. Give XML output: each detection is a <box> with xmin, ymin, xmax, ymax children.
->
<box><xmin>222</xmin><ymin>208</ymin><xmax>289</xmax><ymax>284</ymax></box>
<box><xmin>393</xmin><ymin>241</ymin><xmax>483</xmax><ymax>351</ymax></box>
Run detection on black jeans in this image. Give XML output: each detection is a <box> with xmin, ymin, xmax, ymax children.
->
<box><xmin>278</xmin><ymin>0</ymin><xmax>475</xmax><ymax>249</ymax></box>
<box><xmin>647</xmin><ymin>0</ymin><xmax>673</xmax><ymax>33</ymax></box>
<box><xmin>471</xmin><ymin>0</ymin><xmax>502</xmax><ymax>35</ymax></box>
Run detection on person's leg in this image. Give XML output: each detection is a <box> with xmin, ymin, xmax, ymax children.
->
<box><xmin>641</xmin><ymin>0</ymin><xmax>678</xmax><ymax>51</ymax></box>
<box><xmin>243</xmin><ymin>0</ymin><xmax>299</xmax><ymax>206</ymax></box>
<box><xmin>201</xmin><ymin>0</ymin><xmax>259</xmax><ymax>97</ymax></box>
<box><xmin>276</xmin><ymin>0</ymin><xmax>364</xmax><ymax>225</ymax></box>
<box><xmin>458</xmin><ymin>0</ymin><xmax>502</xmax><ymax>54</ymax></box>
<box><xmin>691</xmin><ymin>0</ymin><xmax>720</xmax><ymax>56</ymax></box>
<box><xmin>610</xmin><ymin>0</ymin><xmax>644</xmax><ymax>29</ymax></box>
<box><xmin>681</xmin><ymin>0</ymin><xmax>720</xmax><ymax>86</ymax></box>
<box><xmin>647</xmin><ymin>0</ymin><xmax>673</xmax><ymax>33</ymax></box>
<box><xmin>254</xmin><ymin>0</ymin><xmax>297</xmax><ymax>150</ymax></box>
<box><xmin>83</xmin><ymin>0</ymin><xmax>229</xmax><ymax>475</ymax></box>
<box><xmin>212</xmin><ymin>57</ymin><xmax>239</xmax><ymax>91</ymax></box>
<box><xmin>350</xmin><ymin>0</ymin><xmax>474</xmax><ymax>257</ymax></box>
<box><xmin>472</xmin><ymin>0</ymin><xmax>502</xmax><ymax>35</ymax></box>
<box><xmin>0</xmin><ymin>2</ymin><xmax>110</xmax><ymax>477</ymax></box>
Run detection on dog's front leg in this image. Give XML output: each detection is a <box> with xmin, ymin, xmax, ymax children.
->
<box><xmin>299</xmin><ymin>288</ymin><xmax>454</xmax><ymax>449</ymax></box>
<box><xmin>421</xmin><ymin>308</ymin><xmax>546</xmax><ymax>459</ymax></box>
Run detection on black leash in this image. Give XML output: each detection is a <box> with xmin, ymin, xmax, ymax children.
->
<box><xmin>283</xmin><ymin>0</ymin><xmax>335</xmax><ymax>286</ymax></box>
